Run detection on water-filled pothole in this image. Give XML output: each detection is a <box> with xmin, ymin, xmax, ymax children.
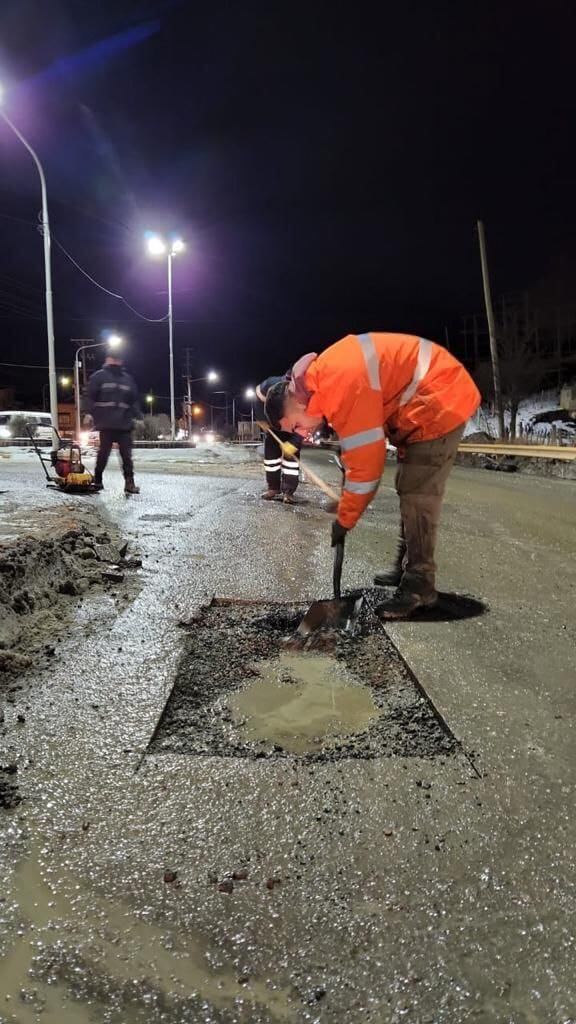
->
<box><xmin>230</xmin><ymin>652</ymin><xmax>381</xmax><ymax>753</ymax></box>
<box><xmin>148</xmin><ymin>601</ymin><xmax>459</xmax><ymax>762</ymax></box>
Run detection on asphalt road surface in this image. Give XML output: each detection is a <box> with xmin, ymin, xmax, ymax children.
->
<box><xmin>0</xmin><ymin>447</ymin><xmax>575</xmax><ymax>1023</ymax></box>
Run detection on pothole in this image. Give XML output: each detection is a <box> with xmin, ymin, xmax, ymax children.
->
<box><xmin>229</xmin><ymin>652</ymin><xmax>381</xmax><ymax>754</ymax></box>
<box><xmin>147</xmin><ymin>601</ymin><xmax>459</xmax><ymax>762</ymax></box>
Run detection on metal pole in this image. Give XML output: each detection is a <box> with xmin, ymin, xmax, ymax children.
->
<box><xmin>250</xmin><ymin>400</ymin><xmax>254</xmax><ymax>434</ymax></box>
<box><xmin>477</xmin><ymin>220</ymin><xmax>505</xmax><ymax>439</ymax></box>
<box><xmin>167</xmin><ymin>253</ymin><xmax>175</xmax><ymax>440</ymax></box>
<box><xmin>232</xmin><ymin>397</ymin><xmax>236</xmax><ymax>436</ymax></box>
<box><xmin>1</xmin><ymin>110</ymin><xmax>58</xmax><ymax>448</ymax></box>
<box><xmin>74</xmin><ymin>340</ymin><xmax>107</xmax><ymax>442</ymax></box>
<box><xmin>74</xmin><ymin>355</ymin><xmax>81</xmax><ymax>441</ymax></box>
<box><xmin>186</xmin><ymin>377</ymin><xmax>192</xmax><ymax>440</ymax></box>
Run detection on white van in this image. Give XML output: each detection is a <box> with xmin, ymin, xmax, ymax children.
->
<box><xmin>0</xmin><ymin>411</ymin><xmax>53</xmax><ymax>441</ymax></box>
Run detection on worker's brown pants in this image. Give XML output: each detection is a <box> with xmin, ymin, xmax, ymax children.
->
<box><xmin>395</xmin><ymin>424</ymin><xmax>465</xmax><ymax>597</ymax></box>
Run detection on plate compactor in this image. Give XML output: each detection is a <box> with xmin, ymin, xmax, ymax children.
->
<box><xmin>28</xmin><ymin>428</ymin><xmax>98</xmax><ymax>493</ymax></box>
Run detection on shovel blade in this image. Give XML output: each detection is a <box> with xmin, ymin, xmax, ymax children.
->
<box><xmin>297</xmin><ymin>595</ymin><xmax>363</xmax><ymax>636</ymax></box>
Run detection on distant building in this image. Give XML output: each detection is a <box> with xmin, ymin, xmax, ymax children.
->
<box><xmin>57</xmin><ymin>402</ymin><xmax>76</xmax><ymax>435</ymax></box>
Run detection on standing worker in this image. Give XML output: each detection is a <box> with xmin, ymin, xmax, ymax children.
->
<box><xmin>85</xmin><ymin>350</ymin><xmax>142</xmax><ymax>494</ymax></box>
<box><xmin>262</xmin><ymin>333</ymin><xmax>480</xmax><ymax>618</ymax></box>
<box><xmin>256</xmin><ymin>377</ymin><xmax>302</xmax><ymax>504</ymax></box>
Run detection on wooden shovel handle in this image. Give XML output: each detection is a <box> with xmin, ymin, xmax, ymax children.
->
<box><xmin>257</xmin><ymin>420</ymin><xmax>341</xmax><ymax>503</ymax></box>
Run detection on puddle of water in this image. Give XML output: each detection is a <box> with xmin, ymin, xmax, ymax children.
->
<box><xmin>0</xmin><ymin>856</ymin><xmax>100</xmax><ymax>1024</ymax></box>
<box><xmin>1</xmin><ymin>846</ymin><xmax>296</xmax><ymax>1022</ymax></box>
<box><xmin>230</xmin><ymin>652</ymin><xmax>381</xmax><ymax>753</ymax></box>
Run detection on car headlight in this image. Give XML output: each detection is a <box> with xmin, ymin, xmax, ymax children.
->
<box><xmin>0</xmin><ymin>427</ymin><xmax>10</xmax><ymax>439</ymax></box>
<box><xmin>205</xmin><ymin>432</ymin><xmax>214</xmax><ymax>444</ymax></box>
<box><xmin>79</xmin><ymin>431</ymin><xmax>90</xmax><ymax>446</ymax></box>
<box><xmin>192</xmin><ymin>433</ymin><xmax>199</xmax><ymax>443</ymax></box>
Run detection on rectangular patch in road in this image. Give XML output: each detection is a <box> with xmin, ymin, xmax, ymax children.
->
<box><xmin>146</xmin><ymin>601</ymin><xmax>469</xmax><ymax>765</ymax></box>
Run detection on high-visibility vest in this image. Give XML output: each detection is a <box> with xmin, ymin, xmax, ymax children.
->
<box><xmin>304</xmin><ymin>333</ymin><xmax>480</xmax><ymax>529</ymax></box>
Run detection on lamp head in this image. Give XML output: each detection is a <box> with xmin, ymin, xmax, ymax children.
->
<box><xmin>146</xmin><ymin>234</ymin><xmax>167</xmax><ymax>256</ymax></box>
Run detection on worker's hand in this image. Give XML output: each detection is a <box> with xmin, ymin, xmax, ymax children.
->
<box><xmin>331</xmin><ymin>519</ymin><xmax>348</xmax><ymax>547</ymax></box>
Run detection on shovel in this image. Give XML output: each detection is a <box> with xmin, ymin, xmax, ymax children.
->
<box><xmin>297</xmin><ymin>539</ymin><xmax>363</xmax><ymax>636</ymax></box>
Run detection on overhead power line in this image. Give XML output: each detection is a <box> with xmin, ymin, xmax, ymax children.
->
<box><xmin>51</xmin><ymin>234</ymin><xmax>169</xmax><ymax>323</ymax></box>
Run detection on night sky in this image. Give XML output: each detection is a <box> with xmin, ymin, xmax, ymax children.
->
<box><xmin>1</xmin><ymin>0</ymin><xmax>575</xmax><ymax>410</ymax></box>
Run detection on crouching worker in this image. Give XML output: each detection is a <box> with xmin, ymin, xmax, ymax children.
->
<box><xmin>261</xmin><ymin>333</ymin><xmax>480</xmax><ymax>619</ymax></box>
<box><xmin>256</xmin><ymin>377</ymin><xmax>302</xmax><ymax>504</ymax></box>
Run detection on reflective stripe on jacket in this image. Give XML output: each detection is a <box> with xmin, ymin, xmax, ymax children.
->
<box><xmin>87</xmin><ymin>366</ymin><xmax>141</xmax><ymax>432</ymax></box>
<box><xmin>304</xmin><ymin>333</ymin><xmax>480</xmax><ymax>530</ymax></box>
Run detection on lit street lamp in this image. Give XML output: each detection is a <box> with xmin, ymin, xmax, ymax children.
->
<box><xmin>42</xmin><ymin>375</ymin><xmax>71</xmax><ymax>412</ymax></box>
<box><xmin>146</xmin><ymin>393</ymin><xmax>154</xmax><ymax>416</ymax></box>
<box><xmin>146</xmin><ymin>233</ymin><xmax>185</xmax><ymax>441</ymax></box>
<box><xmin>74</xmin><ymin>334</ymin><xmax>123</xmax><ymax>442</ymax></box>
<box><xmin>0</xmin><ymin>84</ymin><xmax>58</xmax><ymax>447</ymax></box>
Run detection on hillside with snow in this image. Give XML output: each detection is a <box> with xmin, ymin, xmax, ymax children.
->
<box><xmin>465</xmin><ymin>389</ymin><xmax>574</xmax><ymax>439</ymax></box>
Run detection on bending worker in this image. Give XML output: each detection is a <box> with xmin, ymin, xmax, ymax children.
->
<box><xmin>256</xmin><ymin>377</ymin><xmax>303</xmax><ymax>503</ymax></box>
<box><xmin>263</xmin><ymin>333</ymin><xmax>480</xmax><ymax>618</ymax></box>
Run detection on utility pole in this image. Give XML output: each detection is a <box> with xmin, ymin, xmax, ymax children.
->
<box><xmin>477</xmin><ymin>220</ymin><xmax>505</xmax><ymax>439</ymax></box>
<box><xmin>184</xmin><ymin>347</ymin><xmax>193</xmax><ymax>440</ymax></box>
<box><xmin>71</xmin><ymin>338</ymin><xmax>93</xmax><ymax>432</ymax></box>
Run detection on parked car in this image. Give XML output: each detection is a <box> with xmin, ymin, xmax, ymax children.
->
<box><xmin>0</xmin><ymin>411</ymin><xmax>53</xmax><ymax>441</ymax></box>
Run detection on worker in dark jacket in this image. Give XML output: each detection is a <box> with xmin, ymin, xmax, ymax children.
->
<box><xmin>256</xmin><ymin>376</ymin><xmax>302</xmax><ymax>503</ymax></box>
<box><xmin>86</xmin><ymin>353</ymin><xmax>141</xmax><ymax>494</ymax></box>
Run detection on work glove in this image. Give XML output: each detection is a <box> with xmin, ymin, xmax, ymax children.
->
<box><xmin>331</xmin><ymin>519</ymin><xmax>348</xmax><ymax>547</ymax></box>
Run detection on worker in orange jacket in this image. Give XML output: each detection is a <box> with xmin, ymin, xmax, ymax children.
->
<box><xmin>264</xmin><ymin>333</ymin><xmax>480</xmax><ymax>618</ymax></box>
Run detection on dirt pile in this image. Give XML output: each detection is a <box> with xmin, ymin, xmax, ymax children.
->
<box><xmin>0</xmin><ymin>527</ymin><xmax>130</xmax><ymax>680</ymax></box>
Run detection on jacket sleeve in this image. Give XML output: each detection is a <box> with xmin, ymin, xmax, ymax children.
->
<box><xmin>86</xmin><ymin>372</ymin><xmax>100</xmax><ymax>417</ymax></box>
<box><xmin>333</xmin><ymin>389</ymin><xmax>386</xmax><ymax>530</ymax></box>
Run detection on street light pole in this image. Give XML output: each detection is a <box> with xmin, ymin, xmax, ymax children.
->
<box><xmin>146</xmin><ymin>235</ymin><xmax>185</xmax><ymax>442</ymax></box>
<box><xmin>186</xmin><ymin>372</ymin><xmax>192</xmax><ymax>441</ymax></box>
<box><xmin>245</xmin><ymin>387</ymin><xmax>256</xmax><ymax>437</ymax></box>
<box><xmin>212</xmin><ymin>391</ymin><xmax>230</xmax><ymax>432</ymax></box>
<box><xmin>167</xmin><ymin>251</ymin><xmax>175</xmax><ymax>440</ymax></box>
<box><xmin>74</xmin><ymin>335</ymin><xmax>123</xmax><ymax>442</ymax></box>
<box><xmin>0</xmin><ymin>105</ymin><xmax>58</xmax><ymax>448</ymax></box>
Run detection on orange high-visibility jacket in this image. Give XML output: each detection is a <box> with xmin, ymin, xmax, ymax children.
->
<box><xmin>304</xmin><ymin>333</ymin><xmax>481</xmax><ymax>529</ymax></box>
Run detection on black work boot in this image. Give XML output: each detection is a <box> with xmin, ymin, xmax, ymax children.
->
<box><xmin>261</xmin><ymin>489</ymin><xmax>280</xmax><ymax>501</ymax></box>
<box><xmin>374</xmin><ymin>540</ymin><xmax>407</xmax><ymax>588</ymax></box>
<box><xmin>376</xmin><ymin>588</ymin><xmax>438</xmax><ymax>620</ymax></box>
<box><xmin>92</xmin><ymin>477</ymin><xmax>104</xmax><ymax>492</ymax></box>
<box><xmin>124</xmin><ymin>477</ymin><xmax>140</xmax><ymax>495</ymax></box>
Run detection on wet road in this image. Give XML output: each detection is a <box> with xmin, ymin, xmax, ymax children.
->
<box><xmin>1</xmin><ymin>451</ymin><xmax>575</xmax><ymax>1023</ymax></box>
